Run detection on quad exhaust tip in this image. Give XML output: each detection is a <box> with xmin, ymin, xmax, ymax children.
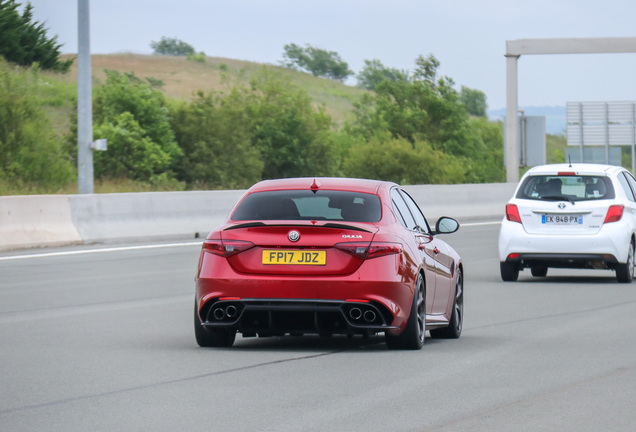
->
<box><xmin>348</xmin><ymin>306</ymin><xmax>378</xmax><ymax>323</ymax></box>
<box><xmin>349</xmin><ymin>307</ymin><xmax>362</xmax><ymax>320</ymax></box>
<box><xmin>213</xmin><ymin>307</ymin><xmax>226</xmax><ymax>320</ymax></box>
<box><xmin>212</xmin><ymin>304</ymin><xmax>240</xmax><ymax>321</ymax></box>
<box><xmin>226</xmin><ymin>305</ymin><xmax>238</xmax><ymax>318</ymax></box>
<box><xmin>363</xmin><ymin>310</ymin><xmax>376</xmax><ymax>323</ymax></box>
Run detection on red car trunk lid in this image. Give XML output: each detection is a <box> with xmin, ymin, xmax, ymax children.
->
<box><xmin>222</xmin><ymin>224</ymin><xmax>379</xmax><ymax>275</ymax></box>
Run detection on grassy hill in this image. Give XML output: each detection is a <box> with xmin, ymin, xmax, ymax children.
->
<box><xmin>61</xmin><ymin>53</ymin><xmax>368</xmax><ymax>123</ymax></box>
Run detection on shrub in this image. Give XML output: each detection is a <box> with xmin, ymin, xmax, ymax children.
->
<box><xmin>91</xmin><ymin>70</ymin><xmax>182</xmax><ymax>181</ymax></box>
<box><xmin>0</xmin><ymin>59</ymin><xmax>74</xmax><ymax>192</ymax></box>
<box><xmin>343</xmin><ymin>134</ymin><xmax>465</xmax><ymax>184</ymax></box>
<box><xmin>186</xmin><ymin>52</ymin><xmax>206</xmax><ymax>63</ymax></box>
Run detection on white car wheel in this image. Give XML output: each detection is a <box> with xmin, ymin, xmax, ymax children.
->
<box><xmin>616</xmin><ymin>240</ymin><xmax>635</xmax><ymax>283</ymax></box>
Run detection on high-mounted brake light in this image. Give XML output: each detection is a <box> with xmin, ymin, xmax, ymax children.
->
<box><xmin>557</xmin><ymin>172</ymin><xmax>576</xmax><ymax>176</ymax></box>
<box><xmin>505</xmin><ymin>204</ymin><xmax>522</xmax><ymax>223</ymax></box>
<box><xmin>335</xmin><ymin>242</ymin><xmax>402</xmax><ymax>259</ymax></box>
<box><xmin>203</xmin><ymin>239</ymin><xmax>254</xmax><ymax>257</ymax></box>
<box><xmin>604</xmin><ymin>205</ymin><xmax>624</xmax><ymax>224</ymax></box>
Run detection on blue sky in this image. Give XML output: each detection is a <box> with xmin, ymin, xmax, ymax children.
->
<box><xmin>21</xmin><ymin>0</ymin><xmax>636</xmax><ymax>110</ymax></box>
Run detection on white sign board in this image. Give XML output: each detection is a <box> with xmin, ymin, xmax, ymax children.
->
<box><xmin>567</xmin><ymin>101</ymin><xmax>636</xmax><ymax>147</ymax></box>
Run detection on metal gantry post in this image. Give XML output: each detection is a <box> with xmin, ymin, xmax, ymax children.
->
<box><xmin>505</xmin><ymin>54</ymin><xmax>520</xmax><ymax>183</ymax></box>
<box><xmin>77</xmin><ymin>0</ymin><xmax>93</xmax><ymax>194</ymax></box>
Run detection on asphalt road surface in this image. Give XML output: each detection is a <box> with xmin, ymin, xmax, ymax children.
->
<box><xmin>1</xmin><ymin>222</ymin><xmax>635</xmax><ymax>431</ymax></box>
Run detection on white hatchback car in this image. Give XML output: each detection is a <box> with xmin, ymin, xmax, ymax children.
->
<box><xmin>498</xmin><ymin>163</ymin><xmax>636</xmax><ymax>282</ymax></box>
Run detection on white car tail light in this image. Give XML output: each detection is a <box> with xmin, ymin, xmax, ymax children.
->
<box><xmin>603</xmin><ymin>205</ymin><xmax>624</xmax><ymax>224</ymax></box>
<box><xmin>505</xmin><ymin>204</ymin><xmax>522</xmax><ymax>223</ymax></box>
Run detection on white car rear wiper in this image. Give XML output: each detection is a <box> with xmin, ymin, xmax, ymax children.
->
<box><xmin>542</xmin><ymin>195</ymin><xmax>575</xmax><ymax>205</ymax></box>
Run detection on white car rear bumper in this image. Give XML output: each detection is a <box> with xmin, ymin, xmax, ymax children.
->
<box><xmin>498</xmin><ymin>218</ymin><xmax>632</xmax><ymax>264</ymax></box>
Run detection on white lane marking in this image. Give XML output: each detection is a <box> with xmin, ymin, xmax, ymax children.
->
<box><xmin>0</xmin><ymin>221</ymin><xmax>501</xmax><ymax>261</ymax></box>
<box><xmin>462</xmin><ymin>220</ymin><xmax>502</xmax><ymax>227</ymax></box>
<box><xmin>0</xmin><ymin>241</ymin><xmax>202</xmax><ymax>261</ymax></box>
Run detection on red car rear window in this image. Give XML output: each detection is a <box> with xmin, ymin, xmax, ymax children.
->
<box><xmin>231</xmin><ymin>190</ymin><xmax>382</xmax><ymax>222</ymax></box>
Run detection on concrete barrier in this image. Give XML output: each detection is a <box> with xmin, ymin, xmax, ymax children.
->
<box><xmin>0</xmin><ymin>195</ymin><xmax>82</xmax><ymax>250</ymax></box>
<box><xmin>68</xmin><ymin>190</ymin><xmax>245</xmax><ymax>245</ymax></box>
<box><xmin>0</xmin><ymin>183</ymin><xmax>515</xmax><ymax>251</ymax></box>
<box><xmin>403</xmin><ymin>183</ymin><xmax>515</xmax><ymax>223</ymax></box>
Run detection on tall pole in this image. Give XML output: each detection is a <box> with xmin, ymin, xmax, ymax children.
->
<box><xmin>77</xmin><ymin>0</ymin><xmax>93</xmax><ymax>194</ymax></box>
<box><xmin>505</xmin><ymin>54</ymin><xmax>519</xmax><ymax>183</ymax></box>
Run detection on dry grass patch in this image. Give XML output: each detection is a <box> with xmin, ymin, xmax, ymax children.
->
<box><xmin>61</xmin><ymin>53</ymin><xmax>367</xmax><ymax>123</ymax></box>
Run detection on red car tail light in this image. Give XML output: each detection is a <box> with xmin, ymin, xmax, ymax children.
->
<box><xmin>203</xmin><ymin>239</ymin><xmax>255</xmax><ymax>257</ymax></box>
<box><xmin>603</xmin><ymin>205</ymin><xmax>624</xmax><ymax>224</ymax></box>
<box><xmin>335</xmin><ymin>242</ymin><xmax>402</xmax><ymax>259</ymax></box>
<box><xmin>505</xmin><ymin>204</ymin><xmax>522</xmax><ymax>223</ymax></box>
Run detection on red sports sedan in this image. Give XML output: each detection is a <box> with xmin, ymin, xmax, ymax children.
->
<box><xmin>195</xmin><ymin>177</ymin><xmax>463</xmax><ymax>349</ymax></box>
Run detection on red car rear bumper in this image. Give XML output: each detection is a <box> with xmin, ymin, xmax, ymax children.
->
<box><xmin>196</xmin><ymin>253</ymin><xmax>415</xmax><ymax>335</ymax></box>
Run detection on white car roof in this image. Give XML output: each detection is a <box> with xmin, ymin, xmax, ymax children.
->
<box><xmin>522</xmin><ymin>163</ymin><xmax>624</xmax><ymax>177</ymax></box>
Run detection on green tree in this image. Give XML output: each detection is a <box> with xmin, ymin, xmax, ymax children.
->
<box><xmin>344</xmin><ymin>54</ymin><xmax>504</xmax><ymax>183</ymax></box>
<box><xmin>0</xmin><ymin>0</ymin><xmax>73</xmax><ymax>72</ymax></box>
<box><xmin>150</xmin><ymin>36</ymin><xmax>196</xmax><ymax>56</ymax></box>
<box><xmin>459</xmin><ymin>86</ymin><xmax>487</xmax><ymax>117</ymax></box>
<box><xmin>90</xmin><ymin>70</ymin><xmax>182</xmax><ymax>181</ymax></box>
<box><xmin>354</xmin><ymin>72</ymin><xmax>472</xmax><ymax>157</ymax></box>
<box><xmin>170</xmin><ymin>88</ymin><xmax>263</xmax><ymax>189</ymax></box>
<box><xmin>464</xmin><ymin>116</ymin><xmax>504</xmax><ymax>183</ymax></box>
<box><xmin>282</xmin><ymin>43</ymin><xmax>353</xmax><ymax>82</ymax></box>
<box><xmin>93</xmin><ymin>112</ymin><xmax>171</xmax><ymax>180</ymax></box>
<box><xmin>0</xmin><ymin>59</ymin><xmax>74</xmax><ymax>192</ymax></box>
<box><xmin>247</xmin><ymin>69</ymin><xmax>339</xmax><ymax>178</ymax></box>
<box><xmin>171</xmin><ymin>69</ymin><xmax>340</xmax><ymax>188</ymax></box>
<box><xmin>413</xmin><ymin>53</ymin><xmax>440</xmax><ymax>85</ymax></box>
<box><xmin>356</xmin><ymin>59</ymin><xmax>408</xmax><ymax>90</ymax></box>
